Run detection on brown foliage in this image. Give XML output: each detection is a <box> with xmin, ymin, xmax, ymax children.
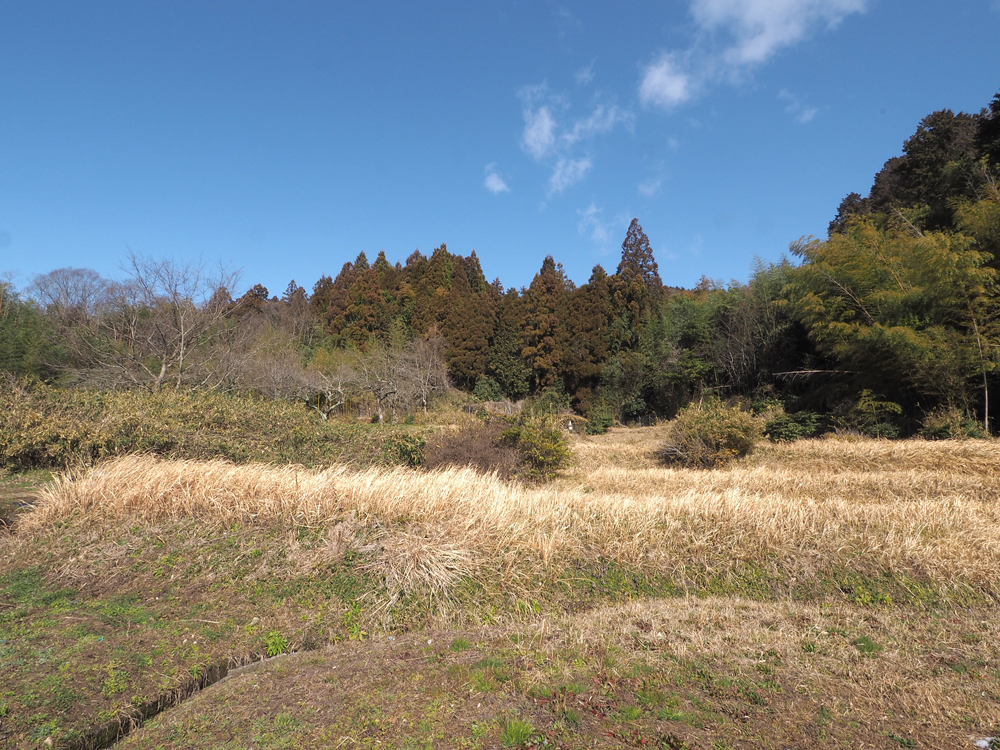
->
<box><xmin>420</xmin><ymin>420</ymin><xmax>521</xmax><ymax>480</ymax></box>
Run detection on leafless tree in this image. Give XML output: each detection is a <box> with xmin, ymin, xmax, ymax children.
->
<box><xmin>402</xmin><ymin>335</ymin><xmax>449</xmax><ymax>412</ymax></box>
<box><xmin>27</xmin><ymin>268</ymin><xmax>108</xmax><ymax>323</ymax></box>
<box><xmin>83</xmin><ymin>252</ymin><xmax>242</xmax><ymax>390</ymax></box>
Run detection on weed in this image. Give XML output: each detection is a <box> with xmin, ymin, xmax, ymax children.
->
<box><xmin>500</xmin><ymin>718</ymin><xmax>537</xmax><ymax>747</ymax></box>
<box><xmin>264</xmin><ymin>630</ymin><xmax>289</xmax><ymax>657</ymax></box>
<box><xmin>851</xmin><ymin>635</ymin><xmax>883</xmax><ymax>655</ymax></box>
<box><xmin>450</xmin><ymin>637</ymin><xmax>472</xmax><ymax>652</ymax></box>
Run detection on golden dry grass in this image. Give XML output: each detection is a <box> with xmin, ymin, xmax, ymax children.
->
<box><xmin>25</xmin><ymin>432</ymin><xmax>1000</xmax><ymax>595</ymax></box>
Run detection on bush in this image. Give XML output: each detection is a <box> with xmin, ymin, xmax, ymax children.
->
<box><xmin>420</xmin><ymin>420</ymin><xmax>521</xmax><ymax>480</ymax></box>
<box><xmin>500</xmin><ymin>415</ymin><xmax>572</xmax><ymax>482</ymax></box>
<box><xmin>584</xmin><ymin>399</ymin><xmax>615</xmax><ymax>435</ymax></box>
<box><xmin>835</xmin><ymin>390</ymin><xmax>902</xmax><ymax>438</ymax></box>
<box><xmin>659</xmin><ymin>399</ymin><xmax>763</xmax><ymax>468</ymax></box>
<box><xmin>919</xmin><ymin>406</ymin><xmax>986</xmax><ymax>440</ymax></box>
<box><xmin>765</xmin><ymin>410</ymin><xmax>823</xmax><ymax>442</ymax></box>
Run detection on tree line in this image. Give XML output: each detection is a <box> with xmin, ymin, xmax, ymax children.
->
<box><xmin>3</xmin><ymin>89</ymin><xmax>1000</xmax><ymax>434</ymax></box>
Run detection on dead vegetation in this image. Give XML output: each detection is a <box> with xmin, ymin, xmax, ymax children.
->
<box><xmin>25</xmin><ymin>432</ymin><xmax>1000</xmax><ymax>598</ymax></box>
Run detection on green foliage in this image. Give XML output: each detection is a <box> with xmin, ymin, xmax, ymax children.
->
<box><xmin>919</xmin><ymin>406</ymin><xmax>986</xmax><ymax>439</ymax></box>
<box><xmin>836</xmin><ymin>390</ymin><xmax>902</xmax><ymax>438</ymax></box>
<box><xmin>500</xmin><ymin>415</ymin><xmax>571</xmax><ymax>482</ymax></box>
<box><xmin>473</xmin><ymin>375</ymin><xmax>505</xmax><ymax>402</ymax></box>
<box><xmin>380</xmin><ymin>433</ymin><xmax>425</xmax><ymax>466</ymax></box>
<box><xmin>0</xmin><ymin>286</ymin><xmax>61</xmax><ymax>379</ymax></box>
<box><xmin>850</xmin><ymin>635</ymin><xmax>883</xmax><ymax>655</ymax></box>
<box><xmin>764</xmin><ymin>410</ymin><xmax>823</xmax><ymax>442</ymax></box>
<box><xmin>526</xmin><ymin>382</ymin><xmax>572</xmax><ymax>416</ymax></box>
<box><xmin>584</xmin><ymin>399</ymin><xmax>615</xmax><ymax>435</ymax></box>
<box><xmin>500</xmin><ymin>718</ymin><xmax>537</xmax><ymax>747</ymax></box>
<box><xmin>0</xmin><ymin>379</ymin><xmax>426</xmax><ymax>470</ymax></box>
<box><xmin>264</xmin><ymin>629</ymin><xmax>289</xmax><ymax>657</ymax></box>
<box><xmin>659</xmin><ymin>399</ymin><xmax>764</xmax><ymax>468</ymax></box>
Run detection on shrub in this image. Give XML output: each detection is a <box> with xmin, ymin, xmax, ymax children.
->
<box><xmin>500</xmin><ymin>415</ymin><xmax>572</xmax><ymax>482</ymax></box>
<box><xmin>584</xmin><ymin>399</ymin><xmax>615</xmax><ymax>435</ymax></box>
<box><xmin>421</xmin><ymin>414</ymin><xmax>571</xmax><ymax>482</ymax></box>
<box><xmin>919</xmin><ymin>406</ymin><xmax>986</xmax><ymax>440</ymax></box>
<box><xmin>764</xmin><ymin>410</ymin><xmax>823</xmax><ymax>442</ymax></box>
<box><xmin>659</xmin><ymin>399</ymin><xmax>763</xmax><ymax>468</ymax></box>
<box><xmin>420</xmin><ymin>421</ymin><xmax>521</xmax><ymax>480</ymax></box>
<box><xmin>835</xmin><ymin>390</ymin><xmax>902</xmax><ymax>438</ymax></box>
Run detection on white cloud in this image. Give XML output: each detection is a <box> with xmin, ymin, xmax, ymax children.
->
<box><xmin>575</xmin><ymin>60</ymin><xmax>596</xmax><ymax>85</ymax></box>
<box><xmin>483</xmin><ymin>164</ymin><xmax>510</xmax><ymax>194</ymax></box>
<box><xmin>638</xmin><ymin>178</ymin><xmax>662</xmax><ymax>197</ymax></box>
<box><xmin>639</xmin><ymin>54</ymin><xmax>692</xmax><ymax>109</ymax></box>
<box><xmin>549</xmin><ymin>158</ymin><xmax>592</xmax><ymax>195</ymax></box>
<box><xmin>640</xmin><ymin>0</ymin><xmax>866</xmax><ymax>110</ymax></box>
<box><xmin>778</xmin><ymin>89</ymin><xmax>818</xmax><ymax>124</ymax></box>
<box><xmin>692</xmin><ymin>0</ymin><xmax>866</xmax><ymax>67</ymax></box>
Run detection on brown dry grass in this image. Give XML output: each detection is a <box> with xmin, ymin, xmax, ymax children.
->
<box><xmin>24</xmin><ymin>432</ymin><xmax>1000</xmax><ymax>596</ymax></box>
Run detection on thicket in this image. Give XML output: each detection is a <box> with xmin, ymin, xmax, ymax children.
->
<box><xmin>0</xmin><ymin>378</ymin><xmax>424</xmax><ymax>471</ymax></box>
<box><xmin>4</xmin><ymin>89</ymin><xmax>1000</xmax><ymax>439</ymax></box>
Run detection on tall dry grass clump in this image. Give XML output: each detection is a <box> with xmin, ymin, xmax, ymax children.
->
<box><xmin>25</xmin><ymin>434</ymin><xmax>1000</xmax><ymax>595</ymax></box>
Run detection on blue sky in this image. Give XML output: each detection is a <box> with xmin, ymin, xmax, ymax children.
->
<box><xmin>2</xmin><ymin>1</ymin><xmax>999</xmax><ymax>296</ymax></box>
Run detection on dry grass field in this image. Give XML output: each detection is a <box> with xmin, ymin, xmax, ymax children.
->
<box><xmin>2</xmin><ymin>429</ymin><xmax>1000</xmax><ymax>748</ymax></box>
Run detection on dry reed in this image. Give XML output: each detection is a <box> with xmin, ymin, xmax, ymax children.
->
<box><xmin>25</xmin><ymin>434</ymin><xmax>1000</xmax><ymax>593</ymax></box>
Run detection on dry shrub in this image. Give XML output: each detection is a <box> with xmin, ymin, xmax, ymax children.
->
<box><xmin>660</xmin><ymin>399</ymin><xmax>763</xmax><ymax>468</ymax></box>
<box><xmin>420</xmin><ymin>421</ymin><xmax>520</xmax><ymax>479</ymax></box>
<box><xmin>365</xmin><ymin>525</ymin><xmax>473</xmax><ymax>603</ymax></box>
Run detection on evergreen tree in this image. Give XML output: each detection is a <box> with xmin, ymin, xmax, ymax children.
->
<box><xmin>611</xmin><ymin>219</ymin><xmax>661</xmax><ymax>351</ymax></box>
<box><xmin>564</xmin><ymin>265</ymin><xmax>612</xmax><ymax>401</ymax></box>
<box><xmin>488</xmin><ymin>288</ymin><xmax>530</xmax><ymax>399</ymax></box>
<box><xmin>522</xmin><ymin>256</ymin><xmax>572</xmax><ymax>391</ymax></box>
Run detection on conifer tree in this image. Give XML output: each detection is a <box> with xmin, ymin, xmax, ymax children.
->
<box><xmin>488</xmin><ymin>288</ymin><xmax>530</xmax><ymax>399</ymax></box>
<box><xmin>522</xmin><ymin>256</ymin><xmax>572</xmax><ymax>391</ymax></box>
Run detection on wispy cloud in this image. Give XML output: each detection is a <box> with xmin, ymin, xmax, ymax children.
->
<box><xmin>641</xmin><ymin>0</ymin><xmax>866</xmax><ymax>110</ymax></box>
<box><xmin>549</xmin><ymin>158</ymin><xmax>592</xmax><ymax>195</ymax></box>
<box><xmin>518</xmin><ymin>83</ymin><xmax>631</xmax><ymax>196</ymax></box>
<box><xmin>575</xmin><ymin>60</ymin><xmax>596</xmax><ymax>85</ymax></box>
<box><xmin>692</xmin><ymin>0</ymin><xmax>866</xmax><ymax>67</ymax></box>
<box><xmin>638</xmin><ymin>178</ymin><xmax>663</xmax><ymax>197</ymax></box>
<box><xmin>562</xmin><ymin>103</ymin><xmax>632</xmax><ymax>147</ymax></box>
<box><xmin>578</xmin><ymin>205</ymin><xmax>633</xmax><ymax>254</ymax></box>
<box><xmin>522</xmin><ymin>106</ymin><xmax>558</xmax><ymax>160</ymax></box>
<box><xmin>778</xmin><ymin>89</ymin><xmax>818</xmax><ymax>124</ymax></box>
<box><xmin>483</xmin><ymin>164</ymin><xmax>510</xmax><ymax>194</ymax></box>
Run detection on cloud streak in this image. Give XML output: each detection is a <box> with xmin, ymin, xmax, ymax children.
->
<box><xmin>518</xmin><ymin>83</ymin><xmax>631</xmax><ymax>196</ymax></box>
<box><xmin>639</xmin><ymin>54</ymin><xmax>692</xmax><ymax>109</ymax></box>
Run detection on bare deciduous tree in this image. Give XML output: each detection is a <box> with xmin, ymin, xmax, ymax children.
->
<box><xmin>83</xmin><ymin>253</ymin><xmax>242</xmax><ymax>390</ymax></box>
